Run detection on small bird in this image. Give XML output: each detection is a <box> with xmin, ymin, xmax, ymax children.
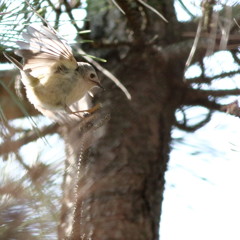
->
<box><xmin>4</xmin><ymin>25</ymin><xmax>102</xmax><ymax>116</ymax></box>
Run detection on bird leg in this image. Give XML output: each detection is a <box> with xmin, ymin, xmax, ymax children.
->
<box><xmin>65</xmin><ymin>103</ymin><xmax>102</xmax><ymax>117</ymax></box>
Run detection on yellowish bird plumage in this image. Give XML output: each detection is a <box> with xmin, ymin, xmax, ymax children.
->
<box><xmin>4</xmin><ymin>25</ymin><xmax>101</xmax><ymax>115</ymax></box>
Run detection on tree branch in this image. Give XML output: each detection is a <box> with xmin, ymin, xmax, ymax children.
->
<box><xmin>175</xmin><ymin>109</ymin><xmax>212</xmax><ymax>132</ymax></box>
<box><xmin>201</xmin><ymin>0</ymin><xmax>216</xmax><ymax>32</ymax></box>
<box><xmin>230</xmin><ymin>49</ymin><xmax>240</xmax><ymax>65</ymax></box>
<box><xmin>187</xmin><ymin>69</ymin><xmax>240</xmax><ymax>84</ymax></box>
<box><xmin>178</xmin><ymin>0</ymin><xmax>195</xmax><ymax>18</ymax></box>
<box><xmin>0</xmin><ymin>123</ymin><xmax>59</xmax><ymax>155</ymax></box>
<box><xmin>115</xmin><ymin>0</ymin><xmax>146</xmax><ymax>44</ymax></box>
<box><xmin>163</xmin><ymin>33</ymin><xmax>240</xmax><ymax>69</ymax></box>
<box><xmin>184</xmin><ymin>88</ymin><xmax>222</xmax><ymax>110</ymax></box>
<box><xmin>183</xmin><ymin>88</ymin><xmax>240</xmax><ymax>118</ymax></box>
<box><xmin>201</xmin><ymin>88</ymin><xmax>240</xmax><ymax>97</ymax></box>
<box><xmin>182</xmin><ymin>32</ymin><xmax>240</xmax><ymax>50</ymax></box>
<box><xmin>63</xmin><ymin>0</ymin><xmax>81</xmax><ymax>32</ymax></box>
<box><xmin>177</xmin><ymin>4</ymin><xmax>240</xmax><ymax>66</ymax></box>
<box><xmin>162</xmin><ymin>38</ymin><xmax>210</xmax><ymax>66</ymax></box>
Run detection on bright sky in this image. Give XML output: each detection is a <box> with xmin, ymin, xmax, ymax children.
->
<box><xmin>161</xmin><ymin>112</ymin><xmax>240</xmax><ymax>240</ymax></box>
<box><xmin>160</xmin><ymin>2</ymin><xmax>240</xmax><ymax>239</ymax></box>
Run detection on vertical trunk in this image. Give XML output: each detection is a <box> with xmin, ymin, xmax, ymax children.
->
<box><xmin>58</xmin><ymin>1</ymin><xmax>180</xmax><ymax>239</ymax></box>
<box><xmin>75</xmin><ymin>110</ymin><xmax>174</xmax><ymax>240</ymax></box>
<box><xmin>58</xmin><ymin>44</ymin><xmax>176</xmax><ymax>239</ymax></box>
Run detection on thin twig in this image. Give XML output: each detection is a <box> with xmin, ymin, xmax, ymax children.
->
<box><xmin>177</xmin><ymin>0</ymin><xmax>195</xmax><ymax>18</ymax></box>
<box><xmin>202</xmin><ymin>88</ymin><xmax>240</xmax><ymax>97</ymax></box>
<box><xmin>137</xmin><ymin>0</ymin><xmax>168</xmax><ymax>23</ymax></box>
<box><xmin>111</xmin><ymin>0</ymin><xmax>125</xmax><ymax>14</ymax></box>
<box><xmin>187</xmin><ymin>69</ymin><xmax>240</xmax><ymax>84</ymax></box>
<box><xmin>0</xmin><ymin>123</ymin><xmax>58</xmax><ymax>155</ymax></box>
<box><xmin>219</xmin><ymin>6</ymin><xmax>232</xmax><ymax>50</ymax></box>
<box><xmin>184</xmin><ymin>18</ymin><xmax>203</xmax><ymax>76</ymax></box>
<box><xmin>62</xmin><ymin>0</ymin><xmax>81</xmax><ymax>33</ymax></box>
<box><xmin>175</xmin><ymin>109</ymin><xmax>212</xmax><ymax>132</ymax></box>
<box><xmin>233</xmin><ymin>18</ymin><xmax>240</xmax><ymax>29</ymax></box>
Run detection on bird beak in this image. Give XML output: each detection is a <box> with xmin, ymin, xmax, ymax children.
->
<box><xmin>91</xmin><ymin>80</ymin><xmax>104</xmax><ymax>90</ymax></box>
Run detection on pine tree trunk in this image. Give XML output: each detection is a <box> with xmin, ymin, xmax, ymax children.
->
<box><xmin>58</xmin><ymin>1</ymin><xmax>185</xmax><ymax>239</ymax></box>
<box><xmin>58</xmin><ymin>45</ymin><xmax>177</xmax><ymax>239</ymax></box>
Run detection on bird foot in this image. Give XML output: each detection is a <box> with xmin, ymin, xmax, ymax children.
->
<box><xmin>66</xmin><ymin>103</ymin><xmax>102</xmax><ymax>118</ymax></box>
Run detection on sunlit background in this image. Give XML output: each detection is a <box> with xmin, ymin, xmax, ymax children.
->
<box><xmin>161</xmin><ymin>1</ymin><xmax>240</xmax><ymax>239</ymax></box>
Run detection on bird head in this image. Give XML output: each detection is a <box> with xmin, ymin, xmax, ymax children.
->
<box><xmin>77</xmin><ymin>62</ymin><xmax>103</xmax><ymax>89</ymax></box>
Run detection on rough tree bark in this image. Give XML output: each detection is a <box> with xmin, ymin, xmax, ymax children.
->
<box><xmin>57</xmin><ymin>1</ymin><xmax>240</xmax><ymax>240</ymax></box>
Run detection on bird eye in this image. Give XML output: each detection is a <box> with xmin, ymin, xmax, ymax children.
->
<box><xmin>56</xmin><ymin>64</ymin><xmax>68</xmax><ymax>73</ymax></box>
<box><xmin>90</xmin><ymin>73</ymin><xmax>96</xmax><ymax>79</ymax></box>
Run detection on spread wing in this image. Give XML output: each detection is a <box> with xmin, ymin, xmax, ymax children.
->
<box><xmin>15</xmin><ymin>25</ymin><xmax>78</xmax><ymax>78</ymax></box>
